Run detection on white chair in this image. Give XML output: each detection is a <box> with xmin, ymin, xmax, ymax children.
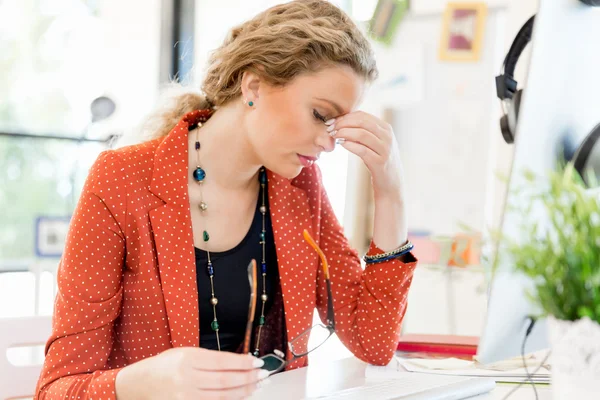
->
<box><xmin>0</xmin><ymin>316</ymin><xmax>52</xmax><ymax>400</ymax></box>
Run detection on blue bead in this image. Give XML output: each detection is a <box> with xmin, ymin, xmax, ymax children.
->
<box><xmin>195</xmin><ymin>141</ymin><xmax>200</xmax><ymax>150</ymax></box>
<box><xmin>207</xmin><ymin>262</ymin><xmax>214</xmax><ymax>276</ymax></box>
<box><xmin>261</xmin><ymin>262</ymin><xmax>267</xmax><ymax>274</ymax></box>
<box><xmin>193</xmin><ymin>168</ymin><xmax>206</xmax><ymax>182</ymax></box>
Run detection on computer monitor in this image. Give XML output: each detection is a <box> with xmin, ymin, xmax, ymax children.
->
<box><xmin>477</xmin><ymin>0</ymin><xmax>600</xmax><ymax>364</ymax></box>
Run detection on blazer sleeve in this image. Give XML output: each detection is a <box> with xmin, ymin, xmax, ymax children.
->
<box><xmin>313</xmin><ymin>167</ymin><xmax>417</xmax><ymax>366</ymax></box>
<box><xmin>35</xmin><ymin>151</ymin><xmax>127</xmax><ymax>399</ymax></box>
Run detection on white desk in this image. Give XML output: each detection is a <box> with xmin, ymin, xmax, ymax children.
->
<box><xmin>252</xmin><ymin>357</ymin><xmax>552</xmax><ymax>399</ymax></box>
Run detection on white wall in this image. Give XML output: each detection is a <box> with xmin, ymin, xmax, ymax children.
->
<box><xmin>357</xmin><ymin>0</ymin><xmax>539</xmax><ymax>237</ymax></box>
<box><xmin>357</xmin><ymin>7</ymin><xmax>506</xmax><ymax>236</ymax></box>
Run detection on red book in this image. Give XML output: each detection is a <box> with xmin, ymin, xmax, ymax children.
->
<box><xmin>397</xmin><ymin>334</ymin><xmax>479</xmax><ymax>358</ymax></box>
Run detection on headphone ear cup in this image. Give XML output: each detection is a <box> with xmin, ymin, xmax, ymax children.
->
<box><xmin>512</xmin><ymin>89</ymin><xmax>523</xmax><ymax>122</ymax></box>
<box><xmin>501</xmin><ymin>89</ymin><xmax>524</xmax><ymax>144</ymax></box>
<box><xmin>509</xmin><ymin>89</ymin><xmax>523</xmax><ymax>137</ymax></box>
<box><xmin>500</xmin><ymin>114</ymin><xmax>515</xmax><ymax>144</ymax></box>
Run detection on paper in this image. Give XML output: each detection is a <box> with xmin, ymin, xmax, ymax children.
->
<box><xmin>403</xmin><ymin>358</ymin><xmax>474</xmax><ymax>370</ymax></box>
<box><xmin>365</xmin><ymin>356</ymin><xmax>551</xmax><ymax>384</ymax></box>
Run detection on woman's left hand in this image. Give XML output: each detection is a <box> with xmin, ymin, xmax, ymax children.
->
<box><xmin>328</xmin><ymin>111</ymin><xmax>404</xmax><ymax>199</ymax></box>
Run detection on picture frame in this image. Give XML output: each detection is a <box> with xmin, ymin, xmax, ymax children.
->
<box><xmin>368</xmin><ymin>0</ymin><xmax>409</xmax><ymax>46</ymax></box>
<box><xmin>35</xmin><ymin>216</ymin><xmax>71</xmax><ymax>258</ymax></box>
<box><xmin>438</xmin><ymin>2</ymin><xmax>488</xmax><ymax>62</ymax></box>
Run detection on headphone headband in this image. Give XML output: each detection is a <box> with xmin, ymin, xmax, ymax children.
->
<box><xmin>503</xmin><ymin>16</ymin><xmax>535</xmax><ymax>80</ymax></box>
<box><xmin>496</xmin><ymin>16</ymin><xmax>535</xmax><ymax>101</ymax></box>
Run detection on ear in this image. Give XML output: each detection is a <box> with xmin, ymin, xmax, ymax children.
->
<box><xmin>240</xmin><ymin>71</ymin><xmax>261</xmax><ymax>103</ymax></box>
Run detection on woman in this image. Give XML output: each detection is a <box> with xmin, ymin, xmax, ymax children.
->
<box><xmin>35</xmin><ymin>1</ymin><xmax>417</xmax><ymax>399</ymax></box>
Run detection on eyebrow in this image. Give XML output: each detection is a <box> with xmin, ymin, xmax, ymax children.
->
<box><xmin>315</xmin><ymin>98</ymin><xmax>344</xmax><ymax>116</ymax></box>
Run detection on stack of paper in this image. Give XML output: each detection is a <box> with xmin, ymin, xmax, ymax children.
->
<box><xmin>366</xmin><ymin>353</ymin><xmax>551</xmax><ymax>384</ymax></box>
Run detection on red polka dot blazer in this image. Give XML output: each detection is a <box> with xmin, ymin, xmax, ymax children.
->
<box><xmin>35</xmin><ymin>111</ymin><xmax>417</xmax><ymax>399</ymax></box>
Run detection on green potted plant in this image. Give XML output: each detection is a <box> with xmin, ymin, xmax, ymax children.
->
<box><xmin>500</xmin><ymin>163</ymin><xmax>600</xmax><ymax>399</ymax></box>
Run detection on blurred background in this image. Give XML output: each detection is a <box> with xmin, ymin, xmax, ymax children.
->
<box><xmin>0</xmin><ymin>0</ymin><xmax>537</xmax><ymax>373</ymax></box>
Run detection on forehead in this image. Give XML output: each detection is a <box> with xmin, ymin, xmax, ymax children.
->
<box><xmin>286</xmin><ymin>65</ymin><xmax>366</xmax><ymax>114</ymax></box>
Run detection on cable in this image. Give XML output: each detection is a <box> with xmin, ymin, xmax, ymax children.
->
<box><xmin>522</xmin><ymin>318</ymin><xmax>538</xmax><ymax>399</ymax></box>
<box><xmin>501</xmin><ymin>317</ymin><xmax>551</xmax><ymax>400</ymax></box>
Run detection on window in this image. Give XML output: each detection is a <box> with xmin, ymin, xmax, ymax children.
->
<box><xmin>0</xmin><ymin>0</ymin><xmax>162</xmax><ymax>317</ymax></box>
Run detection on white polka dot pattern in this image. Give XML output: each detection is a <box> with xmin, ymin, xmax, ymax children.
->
<box><xmin>269</xmin><ymin>165</ymin><xmax>417</xmax><ymax>371</ymax></box>
<box><xmin>34</xmin><ymin>110</ymin><xmax>418</xmax><ymax>399</ymax></box>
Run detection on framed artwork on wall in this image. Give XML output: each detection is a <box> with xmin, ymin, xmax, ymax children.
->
<box><xmin>35</xmin><ymin>216</ymin><xmax>71</xmax><ymax>258</ymax></box>
<box><xmin>368</xmin><ymin>0</ymin><xmax>409</xmax><ymax>46</ymax></box>
<box><xmin>439</xmin><ymin>2</ymin><xmax>488</xmax><ymax>62</ymax></box>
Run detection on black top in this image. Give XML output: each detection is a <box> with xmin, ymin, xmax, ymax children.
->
<box><xmin>195</xmin><ymin>190</ymin><xmax>278</xmax><ymax>352</ymax></box>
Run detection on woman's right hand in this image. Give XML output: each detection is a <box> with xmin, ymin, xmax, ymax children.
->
<box><xmin>115</xmin><ymin>347</ymin><xmax>269</xmax><ymax>400</ymax></box>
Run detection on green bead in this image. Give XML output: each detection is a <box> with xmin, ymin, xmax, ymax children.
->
<box><xmin>203</xmin><ymin>231</ymin><xmax>210</xmax><ymax>242</ymax></box>
<box><xmin>259</xmin><ymin>316</ymin><xmax>265</xmax><ymax>326</ymax></box>
<box><xmin>260</xmin><ymin>232</ymin><xmax>266</xmax><ymax>242</ymax></box>
<box><xmin>211</xmin><ymin>320</ymin><xmax>219</xmax><ymax>331</ymax></box>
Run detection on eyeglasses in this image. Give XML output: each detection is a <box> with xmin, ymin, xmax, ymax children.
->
<box><xmin>243</xmin><ymin>229</ymin><xmax>336</xmax><ymax>374</ymax></box>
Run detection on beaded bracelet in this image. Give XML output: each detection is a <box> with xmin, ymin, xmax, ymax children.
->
<box><xmin>363</xmin><ymin>241</ymin><xmax>414</xmax><ymax>264</ymax></box>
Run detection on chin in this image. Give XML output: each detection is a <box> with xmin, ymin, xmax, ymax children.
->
<box><xmin>276</xmin><ymin>166</ymin><xmax>304</xmax><ymax>180</ymax></box>
<box><xmin>264</xmin><ymin>160</ymin><xmax>304</xmax><ymax>180</ymax></box>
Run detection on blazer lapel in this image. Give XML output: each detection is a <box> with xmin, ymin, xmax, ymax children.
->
<box><xmin>267</xmin><ymin>170</ymin><xmax>319</xmax><ymax>368</ymax></box>
<box><xmin>148</xmin><ymin>111</ymin><xmax>210</xmax><ymax>348</ymax></box>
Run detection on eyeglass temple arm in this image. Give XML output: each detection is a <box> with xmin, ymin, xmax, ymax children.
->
<box><xmin>302</xmin><ymin>229</ymin><xmax>335</xmax><ymax>330</ymax></box>
<box><xmin>244</xmin><ymin>259</ymin><xmax>258</xmax><ymax>354</ymax></box>
<box><xmin>325</xmin><ymin>278</ymin><xmax>335</xmax><ymax>330</ymax></box>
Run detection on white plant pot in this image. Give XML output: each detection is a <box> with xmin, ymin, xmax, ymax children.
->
<box><xmin>548</xmin><ymin>316</ymin><xmax>600</xmax><ymax>400</ymax></box>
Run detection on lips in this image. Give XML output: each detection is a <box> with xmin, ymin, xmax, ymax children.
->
<box><xmin>298</xmin><ymin>154</ymin><xmax>318</xmax><ymax>167</ymax></box>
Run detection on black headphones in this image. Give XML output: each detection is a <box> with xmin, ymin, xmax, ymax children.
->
<box><xmin>573</xmin><ymin>123</ymin><xmax>600</xmax><ymax>186</ymax></box>
<box><xmin>495</xmin><ymin>16</ymin><xmax>535</xmax><ymax>144</ymax></box>
<box><xmin>496</xmin><ymin>0</ymin><xmax>600</xmax><ymax>145</ymax></box>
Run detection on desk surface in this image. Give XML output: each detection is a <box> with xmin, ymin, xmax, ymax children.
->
<box><xmin>251</xmin><ymin>357</ymin><xmax>552</xmax><ymax>399</ymax></box>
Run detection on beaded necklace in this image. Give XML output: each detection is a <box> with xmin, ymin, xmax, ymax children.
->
<box><xmin>192</xmin><ymin>111</ymin><xmax>268</xmax><ymax>356</ymax></box>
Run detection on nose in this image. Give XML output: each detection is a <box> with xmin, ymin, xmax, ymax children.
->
<box><xmin>316</xmin><ymin>130</ymin><xmax>335</xmax><ymax>153</ymax></box>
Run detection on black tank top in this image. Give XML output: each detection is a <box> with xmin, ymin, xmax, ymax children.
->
<box><xmin>195</xmin><ymin>189</ymin><xmax>278</xmax><ymax>352</ymax></box>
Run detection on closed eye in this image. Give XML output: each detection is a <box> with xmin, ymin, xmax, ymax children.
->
<box><xmin>313</xmin><ymin>109</ymin><xmax>328</xmax><ymax>123</ymax></box>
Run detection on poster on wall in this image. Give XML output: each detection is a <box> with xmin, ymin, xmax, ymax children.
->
<box><xmin>438</xmin><ymin>2</ymin><xmax>488</xmax><ymax>62</ymax></box>
<box><xmin>368</xmin><ymin>0</ymin><xmax>410</xmax><ymax>46</ymax></box>
<box><xmin>35</xmin><ymin>216</ymin><xmax>71</xmax><ymax>258</ymax></box>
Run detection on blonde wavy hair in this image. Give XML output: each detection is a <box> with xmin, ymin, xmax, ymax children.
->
<box><xmin>136</xmin><ymin>0</ymin><xmax>378</xmax><ymax>143</ymax></box>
